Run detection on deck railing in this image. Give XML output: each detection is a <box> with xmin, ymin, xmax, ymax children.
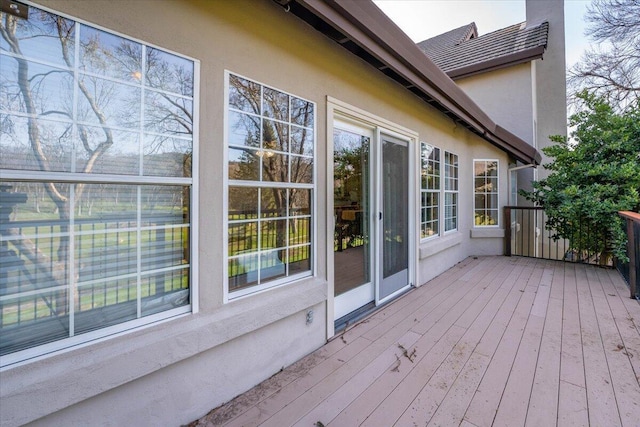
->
<box><xmin>616</xmin><ymin>211</ymin><xmax>640</xmax><ymax>300</ymax></box>
<box><xmin>0</xmin><ymin>213</ymin><xmax>188</xmax><ymax>331</ymax></box>
<box><xmin>504</xmin><ymin>206</ymin><xmax>612</xmax><ymax>266</ymax></box>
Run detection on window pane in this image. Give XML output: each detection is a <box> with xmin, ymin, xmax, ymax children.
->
<box><xmin>290</xmin><ymin>156</ymin><xmax>313</xmax><ymax>184</ymax></box>
<box><xmin>263</xmin><ymin>119</ymin><xmax>288</xmax><ymax>152</ymax></box>
<box><xmin>229</xmin><ymin>254</ymin><xmax>258</xmax><ymax>291</ymax></box>
<box><xmin>75</xmin><ymin>225</ymin><xmax>138</xmax><ymax>281</ymax></box>
<box><xmin>288</xmin><ymin>218</ymin><xmax>310</xmax><ymax>246</ymax></box>
<box><xmin>260</xmin><ymin>250</ymin><xmax>287</xmax><ymax>283</ymax></box>
<box><xmin>487</xmin><ymin>178</ymin><xmax>498</xmax><ymax>193</ymax></box>
<box><xmin>75</xmin><ymin>278</ymin><xmax>138</xmax><ymax>335</ymax></box>
<box><xmin>0</xmin><ymin>115</ymin><xmax>73</xmax><ymax>172</ymax></box>
<box><xmin>77</xmin><ymin>75</ymin><xmax>141</xmax><ymax>128</ymax></box>
<box><xmin>145</xmin><ymin>91</ymin><xmax>193</xmax><ymax>136</ymax></box>
<box><xmin>475</xmin><ymin>177</ymin><xmax>486</xmax><ymax>191</ymax></box>
<box><xmin>289</xmin><ymin>245</ymin><xmax>311</xmax><ymax>275</ymax></box>
<box><xmin>421</xmin><ymin>144</ymin><xmax>439</xmax><ymax>191</ymax></box>
<box><xmin>291</xmin><ymin>97</ymin><xmax>314</xmax><ymax>128</ymax></box>
<box><xmin>1</xmin><ymin>59</ymin><xmax>73</xmax><ymax>117</ymax></box>
<box><xmin>140</xmin><ymin>269</ymin><xmax>189</xmax><ymax>317</ymax></box>
<box><xmin>141</xmin><ymin>185</ymin><xmax>188</xmax><ymax>225</ymax></box>
<box><xmin>263</xmin><ymin>87</ymin><xmax>288</xmax><ymax>121</ymax></box>
<box><xmin>0</xmin><ymin>6</ymin><xmax>75</xmax><ymax>67</ymax></box>
<box><xmin>290</xmin><ymin>189</ymin><xmax>311</xmax><ymax>216</ymax></box>
<box><xmin>261</xmin><ymin>188</ymin><xmax>287</xmax><ymax>218</ymax></box>
<box><xmin>228</xmin><ymin>222</ymin><xmax>258</xmax><ymax>256</ymax></box>
<box><xmin>291</xmin><ymin>126</ymin><xmax>314</xmax><ymax>156</ymax></box>
<box><xmin>261</xmin><ymin>152</ymin><xmax>289</xmax><ymax>182</ymax></box>
<box><xmin>141</xmin><ymin>226</ymin><xmax>189</xmax><ymax>272</ymax></box>
<box><xmin>228</xmin><ymin>147</ymin><xmax>260</xmax><ymax>181</ymax></box>
<box><xmin>143</xmin><ymin>135</ymin><xmax>192</xmax><ymax>177</ymax></box>
<box><xmin>76</xmin><ymin>126</ymin><xmax>140</xmax><ymax>175</ymax></box>
<box><xmin>0</xmin><ymin>290</ymin><xmax>70</xmax><ymax>356</ymax></box>
<box><xmin>228</xmin><ymin>75</ymin><xmax>260</xmax><ymax>114</ymax></box>
<box><xmin>261</xmin><ymin>219</ymin><xmax>287</xmax><ymax>249</ymax></box>
<box><xmin>229</xmin><ymin>187</ymin><xmax>258</xmax><ymax>219</ymax></box>
<box><xmin>228</xmin><ymin>111</ymin><xmax>260</xmax><ymax>147</ymax></box>
<box><xmin>80</xmin><ymin>25</ymin><xmax>142</xmax><ymax>83</ymax></box>
<box><xmin>146</xmin><ymin>48</ymin><xmax>194</xmax><ymax>96</ymax></box>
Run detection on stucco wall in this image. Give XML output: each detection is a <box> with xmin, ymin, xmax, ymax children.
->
<box><xmin>1</xmin><ymin>1</ymin><xmax>512</xmax><ymax>425</ymax></box>
<box><xmin>456</xmin><ymin>63</ymin><xmax>535</xmax><ymax>145</ymax></box>
<box><xmin>527</xmin><ymin>0</ymin><xmax>568</xmax><ymax>178</ymax></box>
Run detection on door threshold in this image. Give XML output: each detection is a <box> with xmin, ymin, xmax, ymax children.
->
<box><xmin>334</xmin><ymin>301</ymin><xmax>376</xmax><ymax>333</ymax></box>
<box><xmin>333</xmin><ymin>285</ymin><xmax>415</xmax><ymax>334</ymax></box>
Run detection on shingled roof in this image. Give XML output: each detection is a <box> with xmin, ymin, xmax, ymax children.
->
<box><xmin>417</xmin><ymin>20</ymin><xmax>549</xmax><ymax>80</ymax></box>
<box><xmin>418</xmin><ymin>22</ymin><xmax>477</xmax><ymax>59</ymax></box>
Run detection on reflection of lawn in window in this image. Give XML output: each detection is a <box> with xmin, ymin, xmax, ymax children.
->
<box><xmin>2</xmin><ymin>210</ymin><xmax>188</xmax><ymax>326</ymax></box>
<box><xmin>1</xmin><ymin>274</ymin><xmax>188</xmax><ymax>326</ymax></box>
<box><xmin>228</xmin><ymin>218</ymin><xmax>310</xmax><ymax>256</ymax></box>
<box><xmin>228</xmin><ymin>218</ymin><xmax>311</xmax><ymax>279</ymax></box>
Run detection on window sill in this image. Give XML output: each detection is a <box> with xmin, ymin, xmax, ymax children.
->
<box><xmin>470</xmin><ymin>228</ymin><xmax>505</xmax><ymax>238</ymax></box>
<box><xmin>419</xmin><ymin>232</ymin><xmax>463</xmax><ymax>259</ymax></box>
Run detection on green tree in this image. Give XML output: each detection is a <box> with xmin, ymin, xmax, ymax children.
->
<box><xmin>523</xmin><ymin>93</ymin><xmax>640</xmax><ymax>262</ymax></box>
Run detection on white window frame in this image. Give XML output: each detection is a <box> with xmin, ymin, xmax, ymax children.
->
<box><xmin>0</xmin><ymin>1</ymin><xmax>199</xmax><ymax>369</ymax></box>
<box><xmin>473</xmin><ymin>159</ymin><xmax>500</xmax><ymax>228</ymax></box>
<box><xmin>420</xmin><ymin>142</ymin><xmax>440</xmax><ymax>240</ymax></box>
<box><xmin>223</xmin><ymin>71</ymin><xmax>316</xmax><ymax>302</ymax></box>
<box><xmin>444</xmin><ymin>151</ymin><xmax>459</xmax><ymax>233</ymax></box>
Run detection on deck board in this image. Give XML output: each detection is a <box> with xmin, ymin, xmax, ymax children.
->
<box><xmin>190</xmin><ymin>257</ymin><xmax>640</xmax><ymax>427</ymax></box>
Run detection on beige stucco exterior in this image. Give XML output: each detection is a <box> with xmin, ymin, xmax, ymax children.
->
<box><xmin>453</xmin><ymin>0</ymin><xmax>567</xmax><ymax>186</ymax></box>
<box><xmin>0</xmin><ymin>1</ymin><xmax>516</xmax><ymax>425</ymax></box>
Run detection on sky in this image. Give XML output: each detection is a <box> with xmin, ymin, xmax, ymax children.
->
<box><xmin>372</xmin><ymin>0</ymin><xmax>593</xmax><ymax>70</ymax></box>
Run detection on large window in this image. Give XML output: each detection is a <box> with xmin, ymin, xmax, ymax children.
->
<box><xmin>474</xmin><ymin>160</ymin><xmax>499</xmax><ymax>226</ymax></box>
<box><xmin>226</xmin><ymin>73</ymin><xmax>314</xmax><ymax>298</ymax></box>
<box><xmin>420</xmin><ymin>143</ymin><xmax>440</xmax><ymax>239</ymax></box>
<box><xmin>0</xmin><ymin>4</ymin><xmax>197</xmax><ymax>364</ymax></box>
<box><xmin>444</xmin><ymin>151</ymin><xmax>459</xmax><ymax>232</ymax></box>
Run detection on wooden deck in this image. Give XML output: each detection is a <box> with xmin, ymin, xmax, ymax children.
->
<box><xmin>191</xmin><ymin>256</ymin><xmax>640</xmax><ymax>426</ymax></box>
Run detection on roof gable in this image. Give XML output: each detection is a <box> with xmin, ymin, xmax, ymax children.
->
<box><xmin>418</xmin><ymin>21</ymin><xmax>549</xmax><ymax>79</ymax></box>
<box><xmin>416</xmin><ymin>22</ymin><xmax>477</xmax><ymax>58</ymax></box>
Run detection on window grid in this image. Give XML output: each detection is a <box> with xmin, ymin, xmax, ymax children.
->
<box><xmin>227</xmin><ymin>73</ymin><xmax>314</xmax><ymax>297</ymax></box>
<box><xmin>474</xmin><ymin>160</ymin><xmax>499</xmax><ymax>227</ymax></box>
<box><xmin>0</xmin><ymin>4</ymin><xmax>196</xmax><ymax>364</ymax></box>
<box><xmin>420</xmin><ymin>143</ymin><xmax>440</xmax><ymax>239</ymax></box>
<box><xmin>444</xmin><ymin>151</ymin><xmax>459</xmax><ymax>232</ymax></box>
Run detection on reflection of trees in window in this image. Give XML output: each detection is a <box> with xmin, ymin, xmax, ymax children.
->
<box><xmin>0</xmin><ymin>4</ymin><xmax>195</xmax><ymax>355</ymax></box>
<box><xmin>334</xmin><ymin>143</ymin><xmax>367</xmax><ymax>203</ymax></box>
<box><xmin>420</xmin><ymin>143</ymin><xmax>440</xmax><ymax>238</ymax></box>
<box><xmin>474</xmin><ymin>160</ymin><xmax>499</xmax><ymax>226</ymax></box>
<box><xmin>227</xmin><ymin>74</ymin><xmax>314</xmax><ymax>293</ymax></box>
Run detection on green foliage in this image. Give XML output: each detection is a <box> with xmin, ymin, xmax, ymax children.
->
<box><xmin>522</xmin><ymin>93</ymin><xmax>640</xmax><ymax>261</ymax></box>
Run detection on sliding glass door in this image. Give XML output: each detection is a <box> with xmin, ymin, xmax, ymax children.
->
<box><xmin>333</xmin><ymin>120</ymin><xmax>412</xmax><ymax>320</ymax></box>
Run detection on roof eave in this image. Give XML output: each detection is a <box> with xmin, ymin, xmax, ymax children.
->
<box><xmin>288</xmin><ymin>0</ymin><xmax>541</xmax><ymax>165</ymax></box>
<box><xmin>447</xmin><ymin>45</ymin><xmax>547</xmax><ymax>80</ymax></box>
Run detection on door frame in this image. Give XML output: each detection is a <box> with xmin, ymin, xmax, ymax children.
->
<box><xmin>326</xmin><ymin>97</ymin><xmax>418</xmax><ymax>338</ymax></box>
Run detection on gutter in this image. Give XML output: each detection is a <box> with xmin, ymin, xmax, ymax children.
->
<box><xmin>447</xmin><ymin>45</ymin><xmax>546</xmax><ymax>80</ymax></box>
